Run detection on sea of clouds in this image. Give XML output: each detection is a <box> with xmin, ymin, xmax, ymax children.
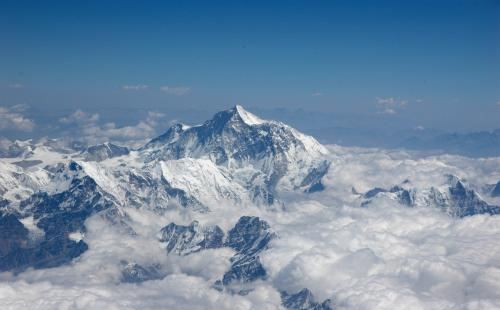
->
<box><xmin>1</xmin><ymin>145</ymin><xmax>500</xmax><ymax>310</ymax></box>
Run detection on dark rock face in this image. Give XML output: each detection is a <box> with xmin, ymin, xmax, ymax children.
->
<box><xmin>0</xmin><ymin>210</ymin><xmax>88</xmax><ymax>271</ymax></box>
<box><xmin>305</xmin><ymin>181</ymin><xmax>325</xmax><ymax>193</ymax></box>
<box><xmin>222</xmin><ymin>255</ymin><xmax>267</xmax><ymax>285</ymax></box>
<box><xmin>82</xmin><ymin>143</ymin><xmax>129</xmax><ymax>162</ymax></box>
<box><xmin>361</xmin><ymin>176</ymin><xmax>500</xmax><ymax>217</ymax></box>
<box><xmin>121</xmin><ymin>172</ymin><xmax>207</xmax><ymax>213</ymax></box>
<box><xmin>0</xmin><ymin>140</ymin><xmax>33</xmax><ymax>158</ymax></box>
<box><xmin>159</xmin><ymin>216</ymin><xmax>275</xmax><ymax>287</ymax></box>
<box><xmin>120</xmin><ymin>261</ymin><xmax>165</xmax><ymax>283</ymax></box>
<box><xmin>0</xmin><ymin>198</ymin><xmax>9</xmax><ymax>209</ymax></box>
<box><xmin>162</xmin><ymin>178</ymin><xmax>208</xmax><ymax>212</ymax></box>
<box><xmin>146</xmin><ymin>123</ymin><xmax>186</xmax><ymax>148</ymax></box>
<box><xmin>0</xmin><ymin>213</ymin><xmax>30</xmax><ymax>259</ymax></box>
<box><xmin>225</xmin><ymin>216</ymin><xmax>272</xmax><ymax>255</ymax></box>
<box><xmin>0</xmin><ymin>162</ymin><xmax>116</xmax><ymax>272</ymax></box>
<box><xmin>252</xmin><ymin>185</ymin><xmax>275</xmax><ymax>205</ymax></box>
<box><xmin>159</xmin><ymin>221</ymin><xmax>224</xmax><ymax>255</ymax></box>
<box><xmin>145</xmin><ymin>107</ymin><xmax>301</xmax><ymax>164</ymax></box>
<box><xmin>143</xmin><ymin>106</ymin><xmax>330</xmax><ymax>203</ymax></box>
<box><xmin>446</xmin><ymin>179</ymin><xmax>500</xmax><ymax>217</ymax></box>
<box><xmin>362</xmin><ymin>186</ymin><xmax>414</xmax><ymax>207</ymax></box>
<box><xmin>301</xmin><ymin>161</ymin><xmax>330</xmax><ymax>193</ymax></box>
<box><xmin>363</xmin><ymin>187</ymin><xmax>387</xmax><ymax>199</ymax></box>
<box><xmin>222</xmin><ymin>216</ymin><xmax>274</xmax><ymax>285</ymax></box>
<box><xmin>490</xmin><ymin>181</ymin><xmax>500</xmax><ymax>197</ymax></box>
<box><xmin>281</xmin><ymin>288</ymin><xmax>333</xmax><ymax>310</ymax></box>
<box><xmin>389</xmin><ymin>186</ymin><xmax>414</xmax><ymax>206</ymax></box>
<box><xmin>12</xmin><ymin>160</ymin><xmax>43</xmax><ymax>169</ymax></box>
<box><xmin>11</xmin><ymin>236</ymin><xmax>88</xmax><ymax>270</ymax></box>
<box><xmin>23</xmin><ymin>175</ymin><xmax>115</xmax><ymax>238</ymax></box>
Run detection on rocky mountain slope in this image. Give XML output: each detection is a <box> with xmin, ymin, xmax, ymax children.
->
<box><xmin>1</xmin><ymin>106</ymin><xmax>500</xmax><ymax>310</ymax></box>
<box><xmin>0</xmin><ymin>106</ymin><xmax>331</xmax><ymax>274</ymax></box>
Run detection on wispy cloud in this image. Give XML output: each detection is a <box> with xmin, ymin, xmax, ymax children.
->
<box><xmin>59</xmin><ymin>109</ymin><xmax>100</xmax><ymax>124</ymax></box>
<box><xmin>10</xmin><ymin>103</ymin><xmax>30</xmax><ymax>112</ymax></box>
<box><xmin>311</xmin><ymin>92</ymin><xmax>323</xmax><ymax>97</ymax></box>
<box><xmin>0</xmin><ymin>104</ymin><xmax>35</xmax><ymax>131</ymax></box>
<box><xmin>122</xmin><ymin>84</ymin><xmax>149</xmax><ymax>91</ymax></box>
<box><xmin>375</xmin><ymin>97</ymin><xmax>408</xmax><ymax>115</ymax></box>
<box><xmin>8</xmin><ymin>83</ymin><xmax>23</xmax><ymax>89</ymax></box>
<box><xmin>2</xmin><ymin>146</ymin><xmax>500</xmax><ymax>309</ymax></box>
<box><xmin>496</xmin><ymin>101</ymin><xmax>500</xmax><ymax>108</ymax></box>
<box><xmin>160</xmin><ymin>86</ymin><xmax>191</xmax><ymax>96</ymax></box>
<box><xmin>58</xmin><ymin>109</ymin><xmax>166</xmax><ymax>147</ymax></box>
<box><xmin>414</xmin><ymin>125</ymin><xmax>425</xmax><ymax>131</ymax></box>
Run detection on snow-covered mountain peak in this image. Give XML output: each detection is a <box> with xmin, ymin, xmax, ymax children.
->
<box><xmin>80</xmin><ymin>142</ymin><xmax>129</xmax><ymax>162</ymax></box>
<box><xmin>144</xmin><ymin>105</ymin><xmax>328</xmax><ymax>159</ymax></box>
<box><xmin>203</xmin><ymin>105</ymin><xmax>267</xmax><ymax>130</ymax></box>
<box><xmin>0</xmin><ymin>106</ymin><xmax>332</xmax><ymax>219</ymax></box>
<box><xmin>146</xmin><ymin>123</ymin><xmax>189</xmax><ymax>146</ymax></box>
<box><xmin>141</xmin><ymin>105</ymin><xmax>330</xmax><ymax>193</ymax></box>
<box><xmin>233</xmin><ymin>105</ymin><xmax>266</xmax><ymax>126</ymax></box>
<box><xmin>445</xmin><ymin>174</ymin><xmax>464</xmax><ymax>186</ymax></box>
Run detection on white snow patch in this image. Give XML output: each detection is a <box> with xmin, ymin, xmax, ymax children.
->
<box><xmin>68</xmin><ymin>231</ymin><xmax>84</xmax><ymax>242</ymax></box>
<box><xmin>235</xmin><ymin>105</ymin><xmax>266</xmax><ymax>126</ymax></box>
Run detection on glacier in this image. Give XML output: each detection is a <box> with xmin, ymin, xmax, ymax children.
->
<box><xmin>0</xmin><ymin>106</ymin><xmax>500</xmax><ymax>310</ymax></box>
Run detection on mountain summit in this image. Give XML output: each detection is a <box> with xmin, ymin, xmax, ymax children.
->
<box><xmin>147</xmin><ymin>105</ymin><xmax>268</xmax><ymax>148</ymax></box>
<box><xmin>0</xmin><ymin>105</ymin><xmax>331</xmax><ymax>272</ymax></box>
<box><xmin>143</xmin><ymin>105</ymin><xmax>330</xmax><ymax>194</ymax></box>
<box><xmin>0</xmin><ymin>106</ymin><xmax>331</xmax><ymax>214</ymax></box>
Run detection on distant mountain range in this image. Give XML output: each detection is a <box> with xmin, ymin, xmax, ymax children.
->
<box><xmin>0</xmin><ymin>106</ymin><xmax>334</xmax><ymax>310</ymax></box>
<box><xmin>308</xmin><ymin>127</ymin><xmax>500</xmax><ymax>157</ymax></box>
<box><xmin>2</xmin><ymin>107</ymin><xmax>499</xmax><ymax>158</ymax></box>
<box><xmin>357</xmin><ymin>174</ymin><xmax>500</xmax><ymax>217</ymax></box>
<box><xmin>1</xmin><ymin>106</ymin><xmax>499</xmax><ymax>310</ymax></box>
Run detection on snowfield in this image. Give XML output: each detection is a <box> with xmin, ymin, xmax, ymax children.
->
<box><xmin>1</xmin><ymin>107</ymin><xmax>500</xmax><ymax>310</ymax></box>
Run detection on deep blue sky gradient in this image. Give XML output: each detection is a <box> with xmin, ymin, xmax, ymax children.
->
<box><xmin>1</xmin><ymin>0</ymin><xmax>499</xmax><ymax>137</ymax></box>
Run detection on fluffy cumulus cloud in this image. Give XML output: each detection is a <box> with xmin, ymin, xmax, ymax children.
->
<box><xmin>160</xmin><ymin>85</ymin><xmax>191</xmax><ymax>96</ymax></box>
<box><xmin>375</xmin><ymin>97</ymin><xmax>408</xmax><ymax>115</ymax></box>
<box><xmin>321</xmin><ymin>145</ymin><xmax>500</xmax><ymax>194</ymax></box>
<box><xmin>0</xmin><ymin>276</ymin><xmax>281</xmax><ymax>310</ymax></box>
<box><xmin>264</xmin><ymin>202</ymin><xmax>500</xmax><ymax>310</ymax></box>
<box><xmin>0</xmin><ymin>104</ymin><xmax>35</xmax><ymax>132</ymax></box>
<box><xmin>1</xmin><ymin>146</ymin><xmax>500</xmax><ymax>309</ymax></box>
<box><xmin>58</xmin><ymin>109</ymin><xmax>166</xmax><ymax>147</ymax></box>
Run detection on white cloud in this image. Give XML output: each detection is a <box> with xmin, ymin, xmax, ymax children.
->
<box><xmin>311</xmin><ymin>92</ymin><xmax>323</xmax><ymax>97</ymax></box>
<box><xmin>414</xmin><ymin>125</ymin><xmax>425</xmax><ymax>131</ymax></box>
<box><xmin>10</xmin><ymin>104</ymin><xmax>29</xmax><ymax>112</ymax></box>
<box><xmin>264</xmin><ymin>202</ymin><xmax>500</xmax><ymax>309</ymax></box>
<box><xmin>321</xmin><ymin>144</ymin><xmax>500</xmax><ymax>193</ymax></box>
<box><xmin>8</xmin><ymin>83</ymin><xmax>23</xmax><ymax>89</ymax></box>
<box><xmin>0</xmin><ymin>105</ymin><xmax>35</xmax><ymax>132</ymax></box>
<box><xmin>0</xmin><ymin>208</ymin><xmax>283</xmax><ymax>310</ymax></box>
<box><xmin>375</xmin><ymin>97</ymin><xmax>408</xmax><ymax>115</ymax></box>
<box><xmin>381</xmin><ymin>107</ymin><xmax>396</xmax><ymax>114</ymax></box>
<box><xmin>122</xmin><ymin>84</ymin><xmax>149</xmax><ymax>91</ymax></box>
<box><xmin>1</xmin><ymin>145</ymin><xmax>500</xmax><ymax>309</ymax></box>
<box><xmin>160</xmin><ymin>86</ymin><xmax>191</xmax><ymax>96</ymax></box>
<box><xmin>496</xmin><ymin>101</ymin><xmax>500</xmax><ymax>108</ymax></box>
<box><xmin>58</xmin><ymin>109</ymin><xmax>166</xmax><ymax>147</ymax></box>
<box><xmin>59</xmin><ymin>109</ymin><xmax>100</xmax><ymax>125</ymax></box>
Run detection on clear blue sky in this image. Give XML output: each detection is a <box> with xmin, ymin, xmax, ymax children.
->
<box><xmin>0</xmin><ymin>0</ymin><xmax>499</xmax><ymax>138</ymax></box>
